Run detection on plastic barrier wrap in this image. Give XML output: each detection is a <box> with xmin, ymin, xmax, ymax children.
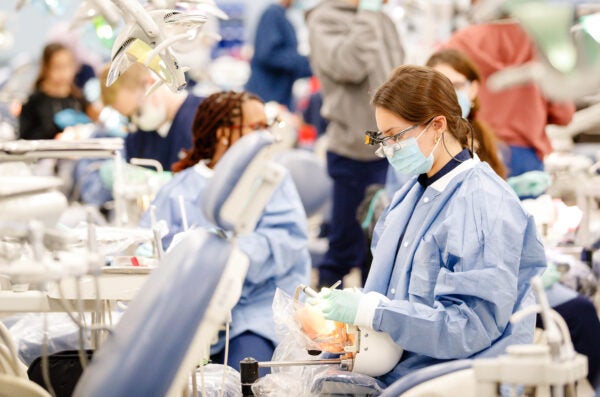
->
<box><xmin>189</xmin><ymin>364</ymin><xmax>241</xmax><ymax>397</ymax></box>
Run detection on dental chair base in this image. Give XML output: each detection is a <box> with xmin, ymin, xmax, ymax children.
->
<box><xmin>474</xmin><ymin>344</ymin><xmax>593</xmax><ymax>397</ymax></box>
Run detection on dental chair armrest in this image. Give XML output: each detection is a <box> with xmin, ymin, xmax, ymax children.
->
<box><xmin>379</xmin><ymin>359</ymin><xmax>473</xmax><ymax>397</ymax></box>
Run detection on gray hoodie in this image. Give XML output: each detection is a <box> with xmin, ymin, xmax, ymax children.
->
<box><xmin>306</xmin><ymin>0</ymin><xmax>403</xmax><ymax>161</ymax></box>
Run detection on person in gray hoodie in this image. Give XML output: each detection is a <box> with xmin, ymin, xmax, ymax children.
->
<box><xmin>306</xmin><ymin>0</ymin><xmax>404</xmax><ymax>287</ymax></box>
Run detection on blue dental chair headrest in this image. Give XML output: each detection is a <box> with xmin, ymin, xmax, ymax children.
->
<box><xmin>73</xmin><ymin>131</ymin><xmax>277</xmax><ymax>397</ymax></box>
<box><xmin>202</xmin><ymin>131</ymin><xmax>275</xmax><ymax>230</ymax></box>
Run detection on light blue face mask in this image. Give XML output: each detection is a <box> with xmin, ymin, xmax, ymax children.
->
<box><xmin>456</xmin><ymin>89</ymin><xmax>471</xmax><ymax>118</ymax></box>
<box><xmin>384</xmin><ymin>124</ymin><xmax>441</xmax><ymax>176</ymax></box>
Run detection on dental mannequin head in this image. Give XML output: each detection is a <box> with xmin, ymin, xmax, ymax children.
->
<box><xmin>172</xmin><ymin>91</ymin><xmax>267</xmax><ymax>172</ymax></box>
<box><xmin>372</xmin><ymin>65</ymin><xmax>471</xmax><ymax>177</ymax></box>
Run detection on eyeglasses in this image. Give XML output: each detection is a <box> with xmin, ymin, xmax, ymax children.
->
<box><xmin>365</xmin><ymin>124</ymin><xmax>419</xmax><ymax>147</ymax></box>
<box><xmin>227</xmin><ymin>116</ymin><xmax>282</xmax><ymax>133</ymax></box>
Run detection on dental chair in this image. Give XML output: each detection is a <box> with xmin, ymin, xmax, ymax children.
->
<box><xmin>73</xmin><ymin>131</ymin><xmax>285</xmax><ymax>397</ymax></box>
<box><xmin>379</xmin><ymin>360</ymin><xmax>475</xmax><ymax>397</ymax></box>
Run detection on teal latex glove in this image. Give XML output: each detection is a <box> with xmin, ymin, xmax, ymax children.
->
<box><xmin>135</xmin><ymin>242</ymin><xmax>154</xmax><ymax>258</ymax></box>
<box><xmin>541</xmin><ymin>262</ymin><xmax>561</xmax><ymax>289</ymax></box>
<box><xmin>99</xmin><ymin>160</ymin><xmax>172</xmax><ymax>190</ymax></box>
<box><xmin>358</xmin><ymin>0</ymin><xmax>384</xmax><ymax>11</ymax></box>
<box><xmin>318</xmin><ymin>288</ymin><xmax>363</xmax><ymax>324</ymax></box>
<box><xmin>507</xmin><ymin>170</ymin><xmax>551</xmax><ymax>198</ymax></box>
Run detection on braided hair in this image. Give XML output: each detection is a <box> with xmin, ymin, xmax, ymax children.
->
<box><xmin>172</xmin><ymin>91</ymin><xmax>262</xmax><ymax>172</ymax></box>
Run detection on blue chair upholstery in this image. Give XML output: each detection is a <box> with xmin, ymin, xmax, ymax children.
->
<box><xmin>74</xmin><ymin>131</ymin><xmax>277</xmax><ymax>397</ymax></box>
<box><xmin>379</xmin><ymin>360</ymin><xmax>473</xmax><ymax>397</ymax></box>
<box><xmin>203</xmin><ymin>131</ymin><xmax>275</xmax><ymax>229</ymax></box>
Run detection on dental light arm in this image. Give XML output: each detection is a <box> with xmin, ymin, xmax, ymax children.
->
<box><xmin>110</xmin><ymin>0</ymin><xmax>160</xmax><ymax>38</ymax></box>
<box><xmin>488</xmin><ymin>3</ymin><xmax>600</xmax><ymax>101</ymax></box>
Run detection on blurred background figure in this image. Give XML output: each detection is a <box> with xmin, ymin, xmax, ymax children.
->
<box><xmin>245</xmin><ymin>0</ymin><xmax>312</xmax><ymax>110</ymax></box>
<box><xmin>125</xmin><ymin>83</ymin><xmax>203</xmax><ymax>172</ymax></box>
<box><xmin>426</xmin><ymin>48</ymin><xmax>507</xmax><ymax>178</ymax></box>
<box><xmin>97</xmin><ymin>61</ymin><xmax>203</xmax><ymax>172</ymax></box>
<box><xmin>443</xmin><ymin>15</ymin><xmax>576</xmax><ymax>177</ymax></box>
<box><xmin>18</xmin><ymin>42</ymin><xmax>99</xmax><ymax>140</ymax></box>
<box><xmin>306</xmin><ymin>0</ymin><xmax>404</xmax><ymax>287</ymax></box>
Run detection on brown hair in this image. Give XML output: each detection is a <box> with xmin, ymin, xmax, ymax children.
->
<box><xmin>98</xmin><ymin>63</ymin><xmax>148</xmax><ymax>107</ymax></box>
<box><xmin>372</xmin><ymin>64</ymin><xmax>471</xmax><ymax>150</ymax></box>
<box><xmin>34</xmin><ymin>42</ymin><xmax>80</xmax><ymax>98</ymax></box>
<box><xmin>426</xmin><ymin>49</ymin><xmax>507</xmax><ymax>179</ymax></box>
<box><xmin>172</xmin><ymin>91</ymin><xmax>262</xmax><ymax>173</ymax></box>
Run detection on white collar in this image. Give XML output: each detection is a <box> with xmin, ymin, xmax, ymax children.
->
<box><xmin>156</xmin><ymin>121</ymin><xmax>172</xmax><ymax>138</ymax></box>
<box><xmin>193</xmin><ymin>160</ymin><xmax>214</xmax><ymax>178</ymax></box>
<box><xmin>429</xmin><ymin>155</ymin><xmax>480</xmax><ymax>192</ymax></box>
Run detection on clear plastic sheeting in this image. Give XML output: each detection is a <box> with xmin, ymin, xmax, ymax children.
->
<box><xmin>5</xmin><ymin>311</ymin><xmax>124</xmax><ymax>366</ymax></box>
<box><xmin>188</xmin><ymin>364</ymin><xmax>241</xmax><ymax>397</ymax></box>
<box><xmin>310</xmin><ymin>368</ymin><xmax>384</xmax><ymax>396</ymax></box>
<box><xmin>68</xmin><ymin>223</ymin><xmax>160</xmax><ymax>256</ymax></box>
<box><xmin>272</xmin><ymin>288</ymin><xmax>351</xmax><ymax>355</ymax></box>
<box><xmin>4</xmin><ymin>313</ymin><xmax>91</xmax><ymax>366</ymax></box>
<box><xmin>252</xmin><ymin>289</ymin><xmax>337</xmax><ymax>397</ymax></box>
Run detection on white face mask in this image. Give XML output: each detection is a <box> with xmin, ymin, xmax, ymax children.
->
<box><xmin>132</xmin><ymin>102</ymin><xmax>167</xmax><ymax>132</ymax></box>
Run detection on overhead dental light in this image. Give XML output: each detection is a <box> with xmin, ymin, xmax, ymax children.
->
<box><xmin>106</xmin><ymin>0</ymin><xmax>212</xmax><ymax>93</ymax></box>
<box><xmin>147</xmin><ymin>0</ymin><xmax>228</xmax><ymax>20</ymax></box>
<box><xmin>509</xmin><ymin>0</ymin><xmax>577</xmax><ymax>73</ymax></box>
<box><xmin>488</xmin><ymin>2</ymin><xmax>600</xmax><ymax>101</ymax></box>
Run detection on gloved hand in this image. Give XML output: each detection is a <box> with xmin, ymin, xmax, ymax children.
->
<box><xmin>135</xmin><ymin>242</ymin><xmax>154</xmax><ymax>258</ymax></box>
<box><xmin>541</xmin><ymin>262</ymin><xmax>561</xmax><ymax>289</ymax></box>
<box><xmin>358</xmin><ymin>0</ymin><xmax>384</xmax><ymax>11</ymax></box>
<box><xmin>507</xmin><ymin>170</ymin><xmax>551</xmax><ymax>199</ymax></box>
<box><xmin>54</xmin><ymin>109</ymin><xmax>92</xmax><ymax>130</ymax></box>
<box><xmin>317</xmin><ymin>288</ymin><xmax>363</xmax><ymax>324</ymax></box>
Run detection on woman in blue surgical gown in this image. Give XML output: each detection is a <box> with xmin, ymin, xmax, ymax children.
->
<box><xmin>140</xmin><ymin>91</ymin><xmax>311</xmax><ymax>374</ymax></box>
<box><xmin>317</xmin><ymin>65</ymin><xmax>547</xmax><ymax>386</ymax></box>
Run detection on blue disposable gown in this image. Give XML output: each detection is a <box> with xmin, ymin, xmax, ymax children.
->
<box><xmin>364</xmin><ymin>158</ymin><xmax>546</xmax><ymax>386</ymax></box>
<box><xmin>139</xmin><ymin>163</ymin><xmax>311</xmax><ymax>352</ymax></box>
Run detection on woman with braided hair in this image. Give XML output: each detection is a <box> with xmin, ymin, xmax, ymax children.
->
<box><xmin>140</xmin><ymin>91</ymin><xmax>311</xmax><ymax>374</ymax></box>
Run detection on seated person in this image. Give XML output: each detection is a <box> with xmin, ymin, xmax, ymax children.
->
<box><xmin>140</xmin><ymin>91</ymin><xmax>311</xmax><ymax>374</ymax></box>
<box><xmin>377</xmin><ymin>52</ymin><xmax>598</xmax><ymax>388</ymax></box>
<box><xmin>125</xmin><ymin>81</ymin><xmax>203</xmax><ymax>172</ymax></box>
<box><xmin>72</xmin><ymin>63</ymin><xmax>148</xmax><ymax>207</ymax></box>
<box><xmin>19</xmin><ymin>42</ymin><xmax>99</xmax><ymax>140</ymax></box>
<box><xmin>314</xmin><ymin>65</ymin><xmax>546</xmax><ymax>386</ymax></box>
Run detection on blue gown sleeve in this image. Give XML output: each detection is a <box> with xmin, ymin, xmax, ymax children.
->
<box><xmin>373</xmin><ymin>180</ymin><xmax>545</xmax><ymax>359</ymax></box>
<box><xmin>253</xmin><ymin>6</ymin><xmax>312</xmax><ymax>78</ymax></box>
<box><xmin>236</xmin><ymin>173</ymin><xmax>309</xmax><ymax>285</ymax></box>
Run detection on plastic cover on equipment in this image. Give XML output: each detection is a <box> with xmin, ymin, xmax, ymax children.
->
<box><xmin>251</xmin><ymin>289</ymin><xmax>337</xmax><ymax>397</ymax></box>
<box><xmin>188</xmin><ymin>364</ymin><xmax>241</xmax><ymax>397</ymax></box>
